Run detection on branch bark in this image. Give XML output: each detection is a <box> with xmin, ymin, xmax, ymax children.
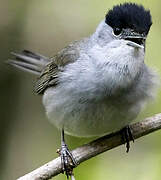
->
<box><xmin>18</xmin><ymin>113</ymin><xmax>161</xmax><ymax>180</ymax></box>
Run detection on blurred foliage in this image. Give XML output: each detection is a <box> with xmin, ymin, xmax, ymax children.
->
<box><xmin>0</xmin><ymin>0</ymin><xmax>161</xmax><ymax>180</ymax></box>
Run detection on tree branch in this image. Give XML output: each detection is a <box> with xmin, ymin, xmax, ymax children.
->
<box><xmin>18</xmin><ymin>113</ymin><xmax>161</xmax><ymax>180</ymax></box>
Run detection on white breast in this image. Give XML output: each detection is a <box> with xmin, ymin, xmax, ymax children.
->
<box><xmin>43</xmin><ymin>40</ymin><xmax>146</xmax><ymax>137</ymax></box>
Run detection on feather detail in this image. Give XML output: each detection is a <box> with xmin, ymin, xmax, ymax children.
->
<box><xmin>7</xmin><ymin>50</ymin><xmax>50</xmax><ymax>75</ymax></box>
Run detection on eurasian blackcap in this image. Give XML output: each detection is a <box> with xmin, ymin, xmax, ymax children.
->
<box><xmin>8</xmin><ymin>3</ymin><xmax>158</xmax><ymax>178</ymax></box>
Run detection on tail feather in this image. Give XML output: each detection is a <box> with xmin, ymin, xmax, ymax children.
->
<box><xmin>7</xmin><ymin>59</ymin><xmax>41</xmax><ymax>75</ymax></box>
<box><xmin>7</xmin><ymin>50</ymin><xmax>50</xmax><ymax>75</ymax></box>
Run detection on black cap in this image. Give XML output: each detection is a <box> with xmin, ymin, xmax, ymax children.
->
<box><xmin>105</xmin><ymin>3</ymin><xmax>152</xmax><ymax>35</ymax></box>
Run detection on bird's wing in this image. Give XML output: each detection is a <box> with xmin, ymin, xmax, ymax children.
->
<box><xmin>34</xmin><ymin>42</ymin><xmax>80</xmax><ymax>94</ymax></box>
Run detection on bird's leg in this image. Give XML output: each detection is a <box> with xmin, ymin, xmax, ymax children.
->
<box><xmin>121</xmin><ymin>125</ymin><xmax>134</xmax><ymax>153</ymax></box>
<box><xmin>57</xmin><ymin>129</ymin><xmax>77</xmax><ymax>179</ymax></box>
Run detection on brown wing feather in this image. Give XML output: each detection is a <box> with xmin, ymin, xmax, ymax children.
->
<box><xmin>34</xmin><ymin>42</ymin><xmax>80</xmax><ymax>94</ymax></box>
<box><xmin>34</xmin><ymin>61</ymin><xmax>59</xmax><ymax>94</ymax></box>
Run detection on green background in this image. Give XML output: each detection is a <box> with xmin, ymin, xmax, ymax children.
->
<box><xmin>0</xmin><ymin>0</ymin><xmax>161</xmax><ymax>179</ymax></box>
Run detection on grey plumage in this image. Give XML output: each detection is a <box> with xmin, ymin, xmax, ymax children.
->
<box><xmin>8</xmin><ymin>3</ymin><xmax>159</xmax><ymax>137</ymax></box>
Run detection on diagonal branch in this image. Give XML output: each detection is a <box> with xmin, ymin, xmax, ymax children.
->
<box><xmin>18</xmin><ymin>113</ymin><xmax>161</xmax><ymax>180</ymax></box>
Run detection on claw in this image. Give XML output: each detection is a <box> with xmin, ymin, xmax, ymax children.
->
<box><xmin>58</xmin><ymin>129</ymin><xmax>77</xmax><ymax>179</ymax></box>
<box><xmin>121</xmin><ymin>125</ymin><xmax>134</xmax><ymax>153</ymax></box>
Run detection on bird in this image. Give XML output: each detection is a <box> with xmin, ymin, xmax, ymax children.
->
<box><xmin>8</xmin><ymin>2</ymin><xmax>158</xmax><ymax>179</ymax></box>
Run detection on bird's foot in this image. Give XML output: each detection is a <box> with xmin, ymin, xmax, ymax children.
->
<box><xmin>121</xmin><ymin>125</ymin><xmax>134</xmax><ymax>153</ymax></box>
<box><xmin>57</xmin><ymin>129</ymin><xmax>77</xmax><ymax>179</ymax></box>
<box><xmin>57</xmin><ymin>143</ymin><xmax>77</xmax><ymax>179</ymax></box>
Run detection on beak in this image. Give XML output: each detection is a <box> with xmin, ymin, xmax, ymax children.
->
<box><xmin>120</xmin><ymin>29</ymin><xmax>146</xmax><ymax>49</ymax></box>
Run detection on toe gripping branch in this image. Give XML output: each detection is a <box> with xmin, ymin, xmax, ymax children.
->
<box><xmin>121</xmin><ymin>125</ymin><xmax>134</xmax><ymax>153</ymax></box>
<box><xmin>57</xmin><ymin>129</ymin><xmax>77</xmax><ymax>179</ymax></box>
<box><xmin>58</xmin><ymin>126</ymin><xmax>134</xmax><ymax>178</ymax></box>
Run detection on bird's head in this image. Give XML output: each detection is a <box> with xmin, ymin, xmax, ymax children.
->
<box><xmin>93</xmin><ymin>3</ymin><xmax>152</xmax><ymax>49</ymax></box>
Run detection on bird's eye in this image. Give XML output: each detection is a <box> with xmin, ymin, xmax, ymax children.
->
<box><xmin>113</xmin><ymin>28</ymin><xmax>122</xmax><ymax>36</ymax></box>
